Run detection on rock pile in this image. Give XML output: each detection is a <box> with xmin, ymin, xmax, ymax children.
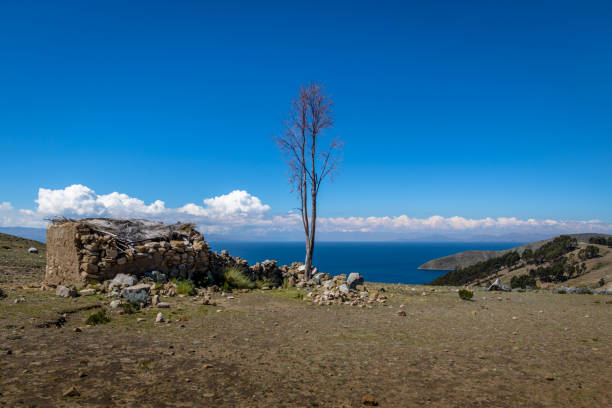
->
<box><xmin>279</xmin><ymin>267</ymin><xmax>386</xmax><ymax>307</ymax></box>
<box><xmin>305</xmin><ymin>273</ymin><xmax>388</xmax><ymax>307</ymax></box>
<box><xmin>249</xmin><ymin>259</ymin><xmax>284</xmax><ymax>287</ymax></box>
<box><xmin>208</xmin><ymin>250</ymin><xmax>250</xmax><ymax>278</ymax></box>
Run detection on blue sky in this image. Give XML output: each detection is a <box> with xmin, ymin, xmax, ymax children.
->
<box><xmin>1</xmin><ymin>1</ymin><xmax>611</xmax><ymax>239</ymax></box>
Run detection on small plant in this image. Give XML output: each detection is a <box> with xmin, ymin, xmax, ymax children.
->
<box><xmin>1</xmin><ymin>245</ymin><xmax>10</xmax><ymax>249</ymax></box>
<box><xmin>119</xmin><ymin>302</ymin><xmax>140</xmax><ymax>314</ymax></box>
<box><xmin>223</xmin><ymin>267</ymin><xmax>255</xmax><ymax>289</ymax></box>
<box><xmin>599</xmin><ymin>278</ymin><xmax>606</xmax><ymax>287</ymax></box>
<box><xmin>220</xmin><ymin>281</ymin><xmax>230</xmax><ymax>292</ymax></box>
<box><xmin>171</xmin><ymin>279</ymin><xmax>197</xmax><ymax>296</ymax></box>
<box><xmin>458</xmin><ymin>289</ymin><xmax>474</xmax><ymax>301</ymax></box>
<box><xmin>86</xmin><ymin>310</ymin><xmax>111</xmax><ymax>325</ymax></box>
<box><xmin>295</xmin><ymin>292</ymin><xmax>304</xmax><ymax>300</ymax></box>
<box><xmin>557</xmin><ymin>289</ymin><xmax>567</xmax><ymax>294</ymax></box>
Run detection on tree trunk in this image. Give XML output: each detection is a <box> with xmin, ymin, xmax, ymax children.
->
<box><xmin>304</xmin><ymin>188</ymin><xmax>317</xmax><ymax>280</ymax></box>
<box><xmin>304</xmin><ymin>241</ymin><xmax>312</xmax><ymax>280</ymax></box>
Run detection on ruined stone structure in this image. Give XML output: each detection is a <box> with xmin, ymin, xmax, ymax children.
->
<box><xmin>45</xmin><ymin>218</ymin><xmax>210</xmax><ymax>287</ymax></box>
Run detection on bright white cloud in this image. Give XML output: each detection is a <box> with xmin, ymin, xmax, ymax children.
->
<box><xmin>35</xmin><ymin>185</ymin><xmax>166</xmax><ymax>217</ymax></box>
<box><xmin>0</xmin><ymin>202</ymin><xmax>46</xmax><ymax>227</ymax></box>
<box><xmin>180</xmin><ymin>190</ymin><xmax>270</xmax><ymax>217</ymax></box>
<box><xmin>37</xmin><ymin>185</ymin><xmax>104</xmax><ymax>215</ymax></box>
<box><xmin>3</xmin><ymin>185</ymin><xmax>612</xmax><ymax>239</ymax></box>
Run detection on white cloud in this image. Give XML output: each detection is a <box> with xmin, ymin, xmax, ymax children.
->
<box><xmin>35</xmin><ymin>185</ymin><xmax>167</xmax><ymax>217</ymax></box>
<box><xmin>0</xmin><ymin>202</ymin><xmax>46</xmax><ymax>227</ymax></box>
<box><xmin>179</xmin><ymin>190</ymin><xmax>270</xmax><ymax>217</ymax></box>
<box><xmin>96</xmin><ymin>192</ymin><xmax>166</xmax><ymax>216</ymax></box>
<box><xmin>36</xmin><ymin>185</ymin><xmax>104</xmax><ymax>216</ymax></box>
<box><xmin>316</xmin><ymin>214</ymin><xmax>612</xmax><ymax>235</ymax></box>
<box><xmin>3</xmin><ymin>184</ymin><xmax>612</xmax><ymax>239</ymax></box>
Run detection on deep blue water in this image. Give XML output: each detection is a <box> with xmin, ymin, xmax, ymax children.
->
<box><xmin>208</xmin><ymin>241</ymin><xmax>522</xmax><ymax>284</ymax></box>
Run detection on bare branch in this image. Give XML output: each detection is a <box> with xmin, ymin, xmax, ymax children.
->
<box><xmin>275</xmin><ymin>82</ymin><xmax>343</xmax><ymax>279</ymax></box>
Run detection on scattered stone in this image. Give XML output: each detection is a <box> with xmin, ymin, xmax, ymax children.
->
<box><xmin>157</xmin><ymin>302</ymin><xmax>170</xmax><ymax>308</ymax></box>
<box><xmin>487</xmin><ymin>278</ymin><xmax>511</xmax><ymax>292</ymax></box>
<box><xmin>120</xmin><ymin>283</ymin><xmax>150</xmax><ymax>304</ymax></box>
<box><xmin>151</xmin><ymin>294</ymin><xmax>159</xmax><ymax>305</ymax></box>
<box><xmin>110</xmin><ymin>274</ymin><xmax>138</xmax><ymax>289</ymax></box>
<box><xmin>338</xmin><ymin>284</ymin><xmax>349</xmax><ymax>294</ymax></box>
<box><xmin>136</xmin><ymin>318</ymin><xmax>146</xmax><ymax>322</ymax></box>
<box><xmin>62</xmin><ymin>386</ymin><xmax>80</xmax><ymax>397</ymax></box>
<box><xmin>362</xmin><ymin>394</ymin><xmax>378</xmax><ymax>406</ymax></box>
<box><xmin>78</xmin><ymin>371</ymin><xmax>87</xmax><ymax>378</ymax></box>
<box><xmin>73</xmin><ymin>327</ymin><xmax>82</xmax><ymax>333</ymax></box>
<box><xmin>347</xmin><ymin>272</ymin><xmax>364</xmax><ymax>290</ymax></box>
<box><xmin>28</xmin><ymin>247</ymin><xmax>38</xmax><ymax>254</ymax></box>
<box><xmin>14</xmin><ymin>297</ymin><xmax>26</xmax><ymax>304</ymax></box>
<box><xmin>56</xmin><ymin>285</ymin><xmax>77</xmax><ymax>298</ymax></box>
<box><xmin>396</xmin><ymin>310</ymin><xmax>407</xmax><ymax>316</ymax></box>
<box><xmin>79</xmin><ymin>288</ymin><xmax>96</xmax><ymax>296</ymax></box>
<box><xmin>146</xmin><ymin>270</ymin><xmax>168</xmax><ymax>283</ymax></box>
<box><xmin>545</xmin><ymin>375</ymin><xmax>555</xmax><ymax>381</ymax></box>
<box><xmin>155</xmin><ymin>312</ymin><xmax>164</xmax><ymax>323</ymax></box>
<box><xmin>109</xmin><ymin>300</ymin><xmax>121</xmax><ymax>309</ymax></box>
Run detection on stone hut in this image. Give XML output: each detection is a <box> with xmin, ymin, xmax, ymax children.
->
<box><xmin>45</xmin><ymin>218</ymin><xmax>210</xmax><ymax>287</ymax></box>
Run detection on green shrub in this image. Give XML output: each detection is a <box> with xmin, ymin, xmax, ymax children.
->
<box><xmin>86</xmin><ymin>310</ymin><xmax>111</xmax><ymax>325</ymax></box>
<box><xmin>220</xmin><ymin>281</ymin><xmax>230</xmax><ymax>292</ymax></box>
<box><xmin>511</xmin><ymin>274</ymin><xmax>536</xmax><ymax>289</ymax></box>
<box><xmin>458</xmin><ymin>289</ymin><xmax>474</xmax><ymax>301</ymax></box>
<box><xmin>223</xmin><ymin>267</ymin><xmax>255</xmax><ymax>289</ymax></box>
<box><xmin>578</xmin><ymin>245</ymin><xmax>600</xmax><ymax>260</ymax></box>
<box><xmin>599</xmin><ymin>278</ymin><xmax>605</xmax><ymax>287</ymax></box>
<box><xmin>171</xmin><ymin>279</ymin><xmax>197</xmax><ymax>296</ymax></box>
<box><xmin>1</xmin><ymin>245</ymin><xmax>10</xmax><ymax>250</ymax></box>
<box><xmin>557</xmin><ymin>289</ymin><xmax>567</xmax><ymax>294</ymax></box>
<box><xmin>119</xmin><ymin>302</ymin><xmax>140</xmax><ymax>314</ymax></box>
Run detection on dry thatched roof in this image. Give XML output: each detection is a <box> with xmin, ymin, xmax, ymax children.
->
<box><xmin>50</xmin><ymin>217</ymin><xmax>198</xmax><ymax>244</ymax></box>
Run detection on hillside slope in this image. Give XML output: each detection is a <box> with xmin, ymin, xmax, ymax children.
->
<box><xmin>427</xmin><ymin>234</ymin><xmax>612</xmax><ymax>289</ymax></box>
<box><xmin>0</xmin><ymin>232</ymin><xmax>46</xmax><ymax>286</ymax></box>
<box><xmin>419</xmin><ymin>233</ymin><xmax>611</xmax><ymax>270</ymax></box>
<box><xmin>489</xmin><ymin>243</ymin><xmax>612</xmax><ymax>289</ymax></box>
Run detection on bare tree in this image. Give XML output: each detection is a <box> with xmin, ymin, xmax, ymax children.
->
<box><xmin>276</xmin><ymin>83</ymin><xmax>342</xmax><ymax>279</ymax></box>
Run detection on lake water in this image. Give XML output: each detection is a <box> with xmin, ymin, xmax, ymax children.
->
<box><xmin>208</xmin><ymin>241</ymin><xmax>522</xmax><ymax>284</ymax></box>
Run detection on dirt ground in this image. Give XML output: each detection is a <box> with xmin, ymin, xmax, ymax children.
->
<box><xmin>1</xmin><ymin>266</ymin><xmax>611</xmax><ymax>407</ymax></box>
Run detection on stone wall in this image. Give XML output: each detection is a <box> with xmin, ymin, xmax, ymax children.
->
<box><xmin>45</xmin><ymin>220</ymin><xmax>210</xmax><ymax>287</ymax></box>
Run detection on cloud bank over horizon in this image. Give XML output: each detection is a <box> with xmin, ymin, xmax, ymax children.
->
<box><xmin>1</xmin><ymin>184</ymin><xmax>611</xmax><ymax>240</ymax></box>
